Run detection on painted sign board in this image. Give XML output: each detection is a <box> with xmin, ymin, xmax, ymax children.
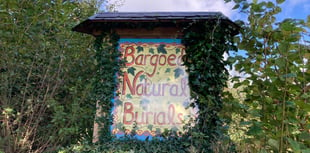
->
<box><xmin>111</xmin><ymin>39</ymin><xmax>195</xmax><ymax>139</ymax></box>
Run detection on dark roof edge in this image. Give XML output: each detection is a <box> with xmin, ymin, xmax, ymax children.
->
<box><xmin>72</xmin><ymin>12</ymin><xmax>239</xmax><ymax>35</ymax></box>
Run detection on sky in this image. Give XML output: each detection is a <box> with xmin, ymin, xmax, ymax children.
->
<box><xmin>104</xmin><ymin>0</ymin><xmax>309</xmax><ymax>77</ymax></box>
<box><xmin>106</xmin><ymin>0</ymin><xmax>310</xmax><ymax>22</ymax></box>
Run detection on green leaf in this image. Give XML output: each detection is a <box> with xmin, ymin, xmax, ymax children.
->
<box><xmin>176</xmin><ymin>48</ymin><xmax>180</xmax><ymax>54</ymax></box>
<box><xmin>127</xmin><ymin>67</ymin><xmax>136</xmax><ymax>76</ymax></box>
<box><xmin>281</xmin><ymin>73</ymin><xmax>297</xmax><ymax>78</ymax></box>
<box><xmin>139</xmin><ymin>74</ymin><xmax>146</xmax><ymax>81</ymax></box>
<box><xmin>165</xmin><ymin>68</ymin><xmax>171</xmax><ymax>73</ymax></box>
<box><xmin>149</xmin><ymin>48</ymin><xmax>154</xmax><ymax>54</ymax></box>
<box><xmin>276</xmin><ymin>0</ymin><xmax>285</xmax><ymax>4</ymax></box>
<box><xmin>157</xmin><ymin>44</ymin><xmax>167</xmax><ymax>54</ymax></box>
<box><xmin>259</xmin><ymin>149</ymin><xmax>268</xmax><ymax>153</ymax></box>
<box><xmin>288</xmin><ymin>138</ymin><xmax>301</xmax><ymax>153</ymax></box>
<box><xmin>296</xmin><ymin>101</ymin><xmax>310</xmax><ymax>112</ymax></box>
<box><xmin>233</xmin><ymin>4</ymin><xmax>240</xmax><ymax>10</ymax></box>
<box><xmin>299</xmin><ymin>132</ymin><xmax>310</xmax><ymax>141</ymax></box>
<box><xmin>302</xmin><ymin>149</ymin><xmax>310</xmax><ymax>153</ymax></box>
<box><xmin>173</xmin><ymin>68</ymin><xmax>184</xmax><ymax>79</ymax></box>
<box><xmin>136</xmin><ymin>46</ymin><xmax>144</xmax><ymax>53</ymax></box>
<box><xmin>147</xmin><ymin>124</ymin><xmax>153</xmax><ymax>130</ymax></box>
<box><xmin>3</xmin><ymin>108</ymin><xmax>14</xmax><ymax>115</ymax></box>
<box><xmin>266</xmin><ymin>2</ymin><xmax>274</xmax><ymax>8</ymax></box>
<box><xmin>126</xmin><ymin>94</ymin><xmax>132</xmax><ymax>99</ymax></box>
<box><xmin>242</xmin><ymin>3</ymin><xmax>250</xmax><ymax>10</ymax></box>
<box><xmin>267</xmin><ymin>139</ymin><xmax>279</xmax><ymax>151</ymax></box>
<box><xmin>247</xmin><ymin>123</ymin><xmax>262</xmax><ymax>135</ymax></box>
<box><xmin>275</xmin><ymin>57</ymin><xmax>286</xmax><ymax>68</ymax></box>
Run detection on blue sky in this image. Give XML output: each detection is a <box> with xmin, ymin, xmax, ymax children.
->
<box><xmin>279</xmin><ymin>0</ymin><xmax>309</xmax><ymax>21</ymax></box>
<box><xmin>107</xmin><ymin>0</ymin><xmax>309</xmax><ymax>22</ymax></box>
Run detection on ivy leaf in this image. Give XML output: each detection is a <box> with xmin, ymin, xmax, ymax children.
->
<box><xmin>149</xmin><ymin>48</ymin><xmax>154</xmax><ymax>54</ymax></box>
<box><xmin>165</xmin><ymin>68</ymin><xmax>171</xmax><ymax>73</ymax></box>
<box><xmin>176</xmin><ymin>48</ymin><xmax>180</xmax><ymax>54</ymax></box>
<box><xmin>157</xmin><ymin>44</ymin><xmax>167</xmax><ymax>54</ymax></box>
<box><xmin>287</xmin><ymin>138</ymin><xmax>301</xmax><ymax>152</ymax></box>
<box><xmin>126</xmin><ymin>94</ymin><xmax>132</xmax><ymax>99</ymax></box>
<box><xmin>147</xmin><ymin>124</ymin><xmax>153</xmax><ymax>130</ymax></box>
<box><xmin>173</xmin><ymin>68</ymin><xmax>184</xmax><ymax>79</ymax></box>
<box><xmin>136</xmin><ymin>46</ymin><xmax>144</xmax><ymax>53</ymax></box>
<box><xmin>139</xmin><ymin>74</ymin><xmax>146</xmax><ymax>81</ymax></box>
<box><xmin>127</xmin><ymin>67</ymin><xmax>136</xmax><ymax>76</ymax></box>
<box><xmin>267</xmin><ymin>139</ymin><xmax>279</xmax><ymax>151</ymax></box>
<box><xmin>247</xmin><ymin>123</ymin><xmax>262</xmax><ymax>135</ymax></box>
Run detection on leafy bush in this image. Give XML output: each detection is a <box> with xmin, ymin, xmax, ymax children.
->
<box><xmin>0</xmin><ymin>0</ymin><xmax>98</xmax><ymax>152</ymax></box>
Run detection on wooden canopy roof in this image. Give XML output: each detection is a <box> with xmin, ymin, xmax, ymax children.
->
<box><xmin>72</xmin><ymin>12</ymin><xmax>239</xmax><ymax>36</ymax></box>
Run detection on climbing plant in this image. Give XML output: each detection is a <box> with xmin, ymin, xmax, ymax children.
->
<box><xmin>181</xmin><ymin>19</ymin><xmax>238</xmax><ymax>152</ymax></box>
<box><xmin>90</xmin><ymin>18</ymin><xmax>238</xmax><ymax>152</ymax></box>
<box><xmin>92</xmin><ymin>31</ymin><xmax>125</xmax><ymax>142</ymax></box>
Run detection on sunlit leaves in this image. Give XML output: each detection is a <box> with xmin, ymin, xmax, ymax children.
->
<box><xmin>0</xmin><ymin>0</ymin><xmax>99</xmax><ymax>152</ymax></box>
<box><xmin>276</xmin><ymin>0</ymin><xmax>285</xmax><ymax>4</ymax></box>
<box><xmin>182</xmin><ymin>19</ymin><xmax>237</xmax><ymax>151</ymax></box>
<box><xmin>227</xmin><ymin>0</ymin><xmax>310</xmax><ymax>152</ymax></box>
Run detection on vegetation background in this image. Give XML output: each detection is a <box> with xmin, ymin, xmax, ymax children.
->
<box><xmin>0</xmin><ymin>0</ymin><xmax>309</xmax><ymax>152</ymax></box>
<box><xmin>0</xmin><ymin>0</ymin><xmax>98</xmax><ymax>152</ymax></box>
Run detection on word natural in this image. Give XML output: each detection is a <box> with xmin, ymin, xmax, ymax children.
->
<box><xmin>122</xmin><ymin>71</ymin><xmax>188</xmax><ymax>97</ymax></box>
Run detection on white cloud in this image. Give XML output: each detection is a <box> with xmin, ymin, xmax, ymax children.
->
<box><xmin>107</xmin><ymin>0</ymin><xmax>238</xmax><ymax>18</ymax></box>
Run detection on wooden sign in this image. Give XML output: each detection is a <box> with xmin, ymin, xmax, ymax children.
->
<box><xmin>112</xmin><ymin>38</ymin><xmax>196</xmax><ymax>139</ymax></box>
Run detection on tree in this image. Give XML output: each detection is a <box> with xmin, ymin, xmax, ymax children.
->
<box><xmin>0</xmin><ymin>0</ymin><xmax>98</xmax><ymax>152</ymax></box>
<box><xmin>224</xmin><ymin>0</ymin><xmax>310</xmax><ymax>152</ymax></box>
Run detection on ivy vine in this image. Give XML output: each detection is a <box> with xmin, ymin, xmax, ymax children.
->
<box><xmin>92</xmin><ymin>19</ymin><xmax>238</xmax><ymax>152</ymax></box>
<box><xmin>181</xmin><ymin>20</ymin><xmax>237</xmax><ymax>151</ymax></box>
<box><xmin>93</xmin><ymin>30</ymin><xmax>125</xmax><ymax>141</ymax></box>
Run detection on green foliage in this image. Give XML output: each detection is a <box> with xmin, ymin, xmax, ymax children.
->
<box><xmin>90</xmin><ymin>18</ymin><xmax>238</xmax><ymax>152</ymax></box>
<box><xmin>224</xmin><ymin>0</ymin><xmax>310</xmax><ymax>152</ymax></box>
<box><xmin>127</xmin><ymin>67</ymin><xmax>136</xmax><ymax>76</ymax></box>
<box><xmin>59</xmin><ymin>132</ymin><xmax>236</xmax><ymax>153</ymax></box>
<box><xmin>181</xmin><ymin>20</ymin><xmax>238</xmax><ymax>152</ymax></box>
<box><xmin>92</xmin><ymin>31</ymin><xmax>125</xmax><ymax>141</ymax></box>
<box><xmin>0</xmin><ymin>0</ymin><xmax>241</xmax><ymax>152</ymax></box>
<box><xmin>0</xmin><ymin>0</ymin><xmax>98</xmax><ymax>152</ymax></box>
<box><xmin>157</xmin><ymin>44</ymin><xmax>168</xmax><ymax>54</ymax></box>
